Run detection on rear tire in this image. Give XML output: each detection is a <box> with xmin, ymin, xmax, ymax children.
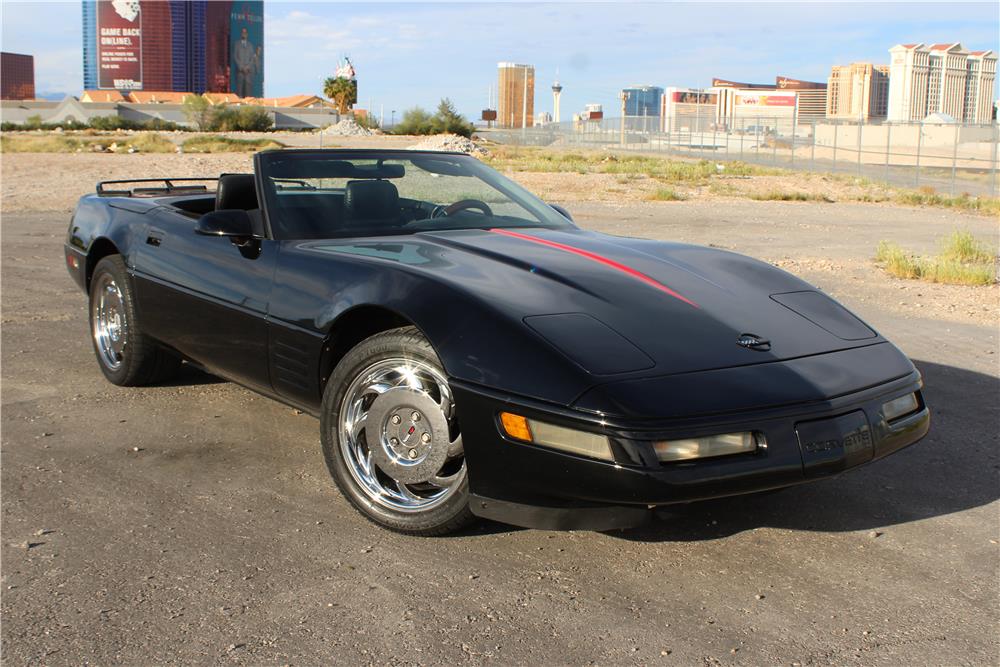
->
<box><xmin>320</xmin><ymin>326</ymin><xmax>474</xmax><ymax>535</ymax></box>
<box><xmin>89</xmin><ymin>255</ymin><xmax>181</xmax><ymax>386</ymax></box>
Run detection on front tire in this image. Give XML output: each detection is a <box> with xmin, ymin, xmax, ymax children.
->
<box><xmin>89</xmin><ymin>255</ymin><xmax>180</xmax><ymax>386</ymax></box>
<box><xmin>320</xmin><ymin>327</ymin><xmax>474</xmax><ymax>535</ymax></box>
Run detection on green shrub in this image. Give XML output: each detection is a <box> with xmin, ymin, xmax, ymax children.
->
<box><xmin>393</xmin><ymin>107</ymin><xmax>435</xmax><ymax>135</ymax></box>
<box><xmin>875</xmin><ymin>235</ymin><xmax>996</xmax><ymax>286</ymax></box>
<box><xmin>181</xmin><ymin>135</ymin><xmax>283</xmax><ymax>153</ymax></box>
<box><xmin>939</xmin><ymin>230</ymin><xmax>993</xmax><ymax>264</ymax></box>
<box><xmin>646</xmin><ymin>187</ymin><xmax>686</xmax><ymax>201</ymax></box>
<box><xmin>1</xmin><ymin>135</ymin><xmax>81</xmax><ymax>152</ymax></box>
<box><xmin>749</xmin><ymin>190</ymin><xmax>833</xmax><ymax>202</ymax></box>
<box><xmin>207</xmin><ymin>105</ymin><xmax>272</xmax><ymax>132</ymax></box>
<box><xmin>123</xmin><ymin>132</ymin><xmax>175</xmax><ymax>153</ymax></box>
<box><xmin>353</xmin><ymin>113</ymin><xmax>380</xmax><ymax>131</ymax></box>
<box><xmin>392</xmin><ymin>98</ymin><xmax>474</xmax><ymax>137</ymax></box>
<box><xmin>894</xmin><ymin>190</ymin><xmax>1000</xmax><ymax>217</ymax></box>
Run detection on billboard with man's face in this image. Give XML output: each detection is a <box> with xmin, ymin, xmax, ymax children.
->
<box><xmin>97</xmin><ymin>0</ymin><xmax>142</xmax><ymax>90</ymax></box>
<box><xmin>229</xmin><ymin>1</ymin><xmax>264</xmax><ymax>98</ymax></box>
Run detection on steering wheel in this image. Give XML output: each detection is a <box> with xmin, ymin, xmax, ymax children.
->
<box><xmin>431</xmin><ymin>199</ymin><xmax>493</xmax><ymax>219</ymax></box>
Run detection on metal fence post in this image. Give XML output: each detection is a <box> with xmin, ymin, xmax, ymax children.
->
<box><xmin>950</xmin><ymin>123</ymin><xmax>959</xmax><ymax>196</ymax></box>
<box><xmin>772</xmin><ymin>117</ymin><xmax>778</xmax><ymax>165</ymax></box>
<box><xmin>810</xmin><ymin>119</ymin><xmax>816</xmax><ymax>170</ymax></box>
<box><xmin>857</xmin><ymin>119</ymin><xmax>863</xmax><ymax>178</ymax></box>
<box><xmin>992</xmin><ymin>124</ymin><xmax>999</xmax><ymax>198</ymax></box>
<box><xmin>739</xmin><ymin>119</ymin><xmax>744</xmax><ymax>161</ymax></box>
<box><xmin>884</xmin><ymin>123</ymin><xmax>891</xmax><ymax>186</ymax></box>
<box><xmin>832</xmin><ymin>121</ymin><xmax>838</xmax><ymax>173</ymax></box>
<box><xmin>790</xmin><ymin>120</ymin><xmax>796</xmax><ymax>167</ymax></box>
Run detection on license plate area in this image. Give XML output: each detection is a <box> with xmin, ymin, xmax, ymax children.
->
<box><xmin>796</xmin><ymin>410</ymin><xmax>873</xmax><ymax>477</ymax></box>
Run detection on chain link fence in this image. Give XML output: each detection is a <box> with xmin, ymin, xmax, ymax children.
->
<box><xmin>483</xmin><ymin>116</ymin><xmax>1000</xmax><ymax>198</ymax></box>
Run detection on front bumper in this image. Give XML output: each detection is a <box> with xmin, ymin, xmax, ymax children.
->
<box><xmin>455</xmin><ymin>369</ymin><xmax>929</xmax><ymax>531</ymax></box>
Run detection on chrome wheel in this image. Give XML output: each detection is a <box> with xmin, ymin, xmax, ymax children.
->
<box><xmin>339</xmin><ymin>357</ymin><xmax>465</xmax><ymax>513</ymax></box>
<box><xmin>92</xmin><ymin>273</ymin><xmax>127</xmax><ymax>371</ymax></box>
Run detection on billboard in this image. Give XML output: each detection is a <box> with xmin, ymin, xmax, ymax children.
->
<box><xmin>98</xmin><ymin>0</ymin><xmax>142</xmax><ymax>90</ymax></box>
<box><xmin>672</xmin><ymin>91</ymin><xmax>718</xmax><ymax>105</ymax></box>
<box><xmin>735</xmin><ymin>94</ymin><xmax>796</xmax><ymax>107</ymax></box>
<box><xmin>229</xmin><ymin>1</ymin><xmax>264</xmax><ymax>97</ymax></box>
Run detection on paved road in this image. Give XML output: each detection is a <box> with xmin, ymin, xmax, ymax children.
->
<box><xmin>2</xmin><ymin>205</ymin><xmax>997</xmax><ymax>665</ymax></box>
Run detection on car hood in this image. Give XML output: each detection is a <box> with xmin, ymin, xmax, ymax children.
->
<box><xmin>304</xmin><ymin>227</ymin><xmax>883</xmax><ymax>379</ymax></box>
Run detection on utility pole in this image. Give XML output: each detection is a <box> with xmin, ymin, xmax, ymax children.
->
<box><xmin>620</xmin><ymin>91</ymin><xmax>629</xmax><ymax>146</ymax></box>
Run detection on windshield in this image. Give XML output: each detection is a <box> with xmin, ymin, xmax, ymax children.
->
<box><xmin>256</xmin><ymin>150</ymin><xmax>574</xmax><ymax>240</ymax></box>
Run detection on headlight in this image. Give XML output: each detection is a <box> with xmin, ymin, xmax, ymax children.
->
<box><xmin>882</xmin><ymin>392</ymin><xmax>919</xmax><ymax>422</ymax></box>
<box><xmin>499</xmin><ymin>412</ymin><xmax>614</xmax><ymax>461</ymax></box>
<box><xmin>653</xmin><ymin>431</ymin><xmax>761</xmax><ymax>462</ymax></box>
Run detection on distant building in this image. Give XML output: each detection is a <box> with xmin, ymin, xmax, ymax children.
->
<box><xmin>660</xmin><ymin>88</ymin><xmax>717</xmax><ymax>132</ymax></box>
<box><xmin>827</xmin><ymin>63</ymin><xmax>890</xmax><ymax>120</ymax></box>
<box><xmin>1</xmin><ymin>52</ymin><xmax>35</xmax><ymax>100</ymax></box>
<box><xmin>621</xmin><ymin>85</ymin><xmax>662</xmax><ymax>131</ymax></box>
<box><xmin>776</xmin><ymin>76</ymin><xmax>827</xmax><ymax>121</ymax></box>
<box><xmin>551</xmin><ymin>77</ymin><xmax>562</xmax><ymax>124</ymax></box>
<box><xmin>708</xmin><ymin>76</ymin><xmax>824</xmax><ymax>130</ymax></box>
<box><xmin>715</xmin><ymin>87</ymin><xmax>797</xmax><ymax>132</ymax></box>
<box><xmin>82</xmin><ymin>0</ymin><xmax>263</xmax><ymax>96</ymax></box>
<box><xmin>887</xmin><ymin>43</ymin><xmax>997</xmax><ymax>123</ymax></box>
<box><xmin>707</xmin><ymin>76</ymin><xmax>827</xmax><ymax>128</ymax></box>
<box><xmin>497</xmin><ymin>62</ymin><xmax>534</xmax><ymax>128</ymax></box>
<box><xmin>573</xmin><ymin>104</ymin><xmax>603</xmax><ymax>126</ymax></box>
<box><xmin>622</xmin><ymin>85</ymin><xmax>663</xmax><ymax>117</ymax></box>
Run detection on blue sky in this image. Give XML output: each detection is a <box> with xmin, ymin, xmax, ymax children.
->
<box><xmin>1</xmin><ymin>1</ymin><xmax>997</xmax><ymax>121</ymax></box>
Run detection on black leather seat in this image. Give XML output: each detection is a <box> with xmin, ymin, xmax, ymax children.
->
<box><xmin>343</xmin><ymin>180</ymin><xmax>400</xmax><ymax>228</ymax></box>
<box><xmin>216</xmin><ymin>173</ymin><xmax>259</xmax><ymax>211</ymax></box>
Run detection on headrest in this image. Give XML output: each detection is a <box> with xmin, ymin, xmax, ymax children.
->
<box><xmin>216</xmin><ymin>173</ymin><xmax>259</xmax><ymax>211</ymax></box>
<box><xmin>344</xmin><ymin>179</ymin><xmax>399</xmax><ymax>222</ymax></box>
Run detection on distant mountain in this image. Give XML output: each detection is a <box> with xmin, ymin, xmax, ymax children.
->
<box><xmin>35</xmin><ymin>91</ymin><xmax>72</xmax><ymax>101</ymax></box>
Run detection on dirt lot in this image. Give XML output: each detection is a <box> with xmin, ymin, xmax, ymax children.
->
<box><xmin>1</xmin><ymin>150</ymin><xmax>999</xmax><ymax>664</ymax></box>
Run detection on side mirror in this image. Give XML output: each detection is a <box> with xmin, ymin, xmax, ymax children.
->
<box><xmin>550</xmin><ymin>203</ymin><xmax>573</xmax><ymax>221</ymax></box>
<box><xmin>196</xmin><ymin>209</ymin><xmax>255</xmax><ymax>238</ymax></box>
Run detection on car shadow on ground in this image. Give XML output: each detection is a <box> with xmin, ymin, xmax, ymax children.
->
<box><xmin>155</xmin><ymin>362</ymin><xmax>229</xmax><ymax>387</ymax></box>
<box><xmin>611</xmin><ymin>359</ymin><xmax>999</xmax><ymax>542</ymax></box>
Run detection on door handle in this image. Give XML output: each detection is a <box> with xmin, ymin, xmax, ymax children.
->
<box><xmin>146</xmin><ymin>229</ymin><xmax>164</xmax><ymax>247</ymax></box>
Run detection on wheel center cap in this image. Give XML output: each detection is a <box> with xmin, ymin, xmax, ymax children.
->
<box><xmin>366</xmin><ymin>387</ymin><xmax>450</xmax><ymax>484</ymax></box>
<box><xmin>109</xmin><ymin>310</ymin><xmax>121</xmax><ymax>340</ymax></box>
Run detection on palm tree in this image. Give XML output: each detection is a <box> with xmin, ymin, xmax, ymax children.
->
<box><xmin>323</xmin><ymin>77</ymin><xmax>357</xmax><ymax>114</ymax></box>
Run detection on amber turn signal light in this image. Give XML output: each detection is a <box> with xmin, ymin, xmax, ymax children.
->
<box><xmin>499</xmin><ymin>411</ymin><xmax>615</xmax><ymax>462</ymax></box>
<box><xmin>499</xmin><ymin>412</ymin><xmax>533</xmax><ymax>441</ymax></box>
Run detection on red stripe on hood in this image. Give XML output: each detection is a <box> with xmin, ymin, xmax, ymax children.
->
<box><xmin>489</xmin><ymin>228</ymin><xmax>699</xmax><ymax>308</ymax></box>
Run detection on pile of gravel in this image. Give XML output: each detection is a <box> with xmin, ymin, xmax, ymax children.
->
<box><xmin>408</xmin><ymin>134</ymin><xmax>489</xmax><ymax>156</ymax></box>
<box><xmin>320</xmin><ymin>118</ymin><xmax>373</xmax><ymax>137</ymax></box>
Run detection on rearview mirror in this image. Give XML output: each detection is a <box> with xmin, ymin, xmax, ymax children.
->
<box><xmin>550</xmin><ymin>203</ymin><xmax>573</xmax><ymax>221</ymax></box>
<box><xmin>196</xmin><ymin>209</ymin><xmax>255</xmax><ymax>238</ymax></box>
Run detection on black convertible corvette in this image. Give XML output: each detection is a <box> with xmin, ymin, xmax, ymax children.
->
<box><xmin>65</xmin><ymin>149</ymin><xmax>929</xmax><ymax>534</ymax></box>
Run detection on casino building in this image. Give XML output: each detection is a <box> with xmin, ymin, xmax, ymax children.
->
<box><xmin>660</xmin><ymin>76</ymin><xmax>827</xmax><ymax>133</ymax></box>
<box><xmin>82</xmin><ymin>0</ymin><xmax>263</xmax><ymax>96</ymax></box>
<box><xmin>1</xmin><ymin>52</ymin><xmax>35</xmax><ymax>100</ymax></box>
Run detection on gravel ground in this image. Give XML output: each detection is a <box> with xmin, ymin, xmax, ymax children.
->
<box><xmin>1</xmin><ymin>152</ymin><xmax>998</xmax><ymax>664</ymax></box>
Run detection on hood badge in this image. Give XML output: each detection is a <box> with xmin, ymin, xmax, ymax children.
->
<box><xmin>737</xmin><ymin>333</ymin><xmax>771</xmax><ymax>351</ymax></box>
